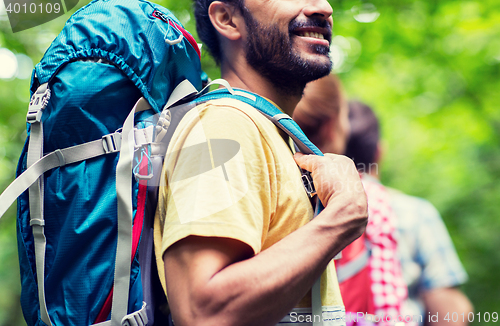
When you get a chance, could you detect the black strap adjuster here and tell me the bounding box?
[301,169,317,198]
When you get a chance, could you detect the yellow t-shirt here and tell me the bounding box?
[153,97,344,313]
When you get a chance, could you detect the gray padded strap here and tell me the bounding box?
[135,97,152,113]
[158,79,258,145]
[199,78,257,101]
[336,247,370,283]
[26,83,52,326]
[94,302,148,326]
[0,134,121,219]
[273,113,291,121]
[161,78,258,114]
[150,143,168,156]
[134,126,155,148]
[28,125,50,326]
[312,196,323,326]
[264,113,314,155]
[31,224,51,323]
[163,79,198,110]
[312,278,323,326]
[121,301,148,326]
[111,100,140,326]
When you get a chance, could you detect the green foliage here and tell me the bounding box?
[331,0,500,318]
[0,0,498,325]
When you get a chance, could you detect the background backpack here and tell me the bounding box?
[0,1,325,325]
[337,175,408,326]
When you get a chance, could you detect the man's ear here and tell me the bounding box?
[208,1,245,41]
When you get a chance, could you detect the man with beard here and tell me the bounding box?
[153,1,368,325]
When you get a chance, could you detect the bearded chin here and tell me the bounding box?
[245,26,332,97]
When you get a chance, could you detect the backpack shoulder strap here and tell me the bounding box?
[195,87,323,157]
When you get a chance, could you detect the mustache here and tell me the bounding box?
[289,18,333,43]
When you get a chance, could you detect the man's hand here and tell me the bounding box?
[294,152,368,250]
[294,153,365,205]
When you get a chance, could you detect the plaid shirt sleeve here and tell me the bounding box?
[390,190,468,294]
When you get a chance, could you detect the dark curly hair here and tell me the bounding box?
[193,0,244,64]
[344,101,380,168]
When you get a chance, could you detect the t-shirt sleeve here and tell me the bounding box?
[415,199,469,290]
[156,102,277,258]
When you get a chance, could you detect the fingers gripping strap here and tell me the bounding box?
[111,101,139,326]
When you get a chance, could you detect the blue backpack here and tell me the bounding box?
[0,0,322,325]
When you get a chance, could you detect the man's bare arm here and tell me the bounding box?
[164,154,368,326]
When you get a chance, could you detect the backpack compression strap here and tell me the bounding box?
[25,83,53,326]
[0,131,124,219]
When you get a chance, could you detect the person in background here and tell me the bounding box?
[293,73,350,155]
[294,76,408,326]
[344,100,473,326]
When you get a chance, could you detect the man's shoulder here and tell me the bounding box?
[387,187,445,238]
[189,97,291,152]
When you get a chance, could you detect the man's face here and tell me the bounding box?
[240,0,333,96]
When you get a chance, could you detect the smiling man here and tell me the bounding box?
[153,1,368,326]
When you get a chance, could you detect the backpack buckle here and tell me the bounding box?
[27,84,51,124]
[121,301,148,326]
[102,132,122,154]
[301,170,317,198]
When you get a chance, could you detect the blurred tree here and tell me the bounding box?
[0,0,498,325]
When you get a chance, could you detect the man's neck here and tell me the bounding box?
[220,59,302,116]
